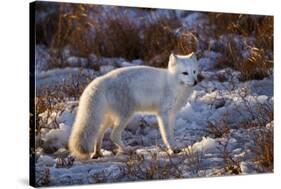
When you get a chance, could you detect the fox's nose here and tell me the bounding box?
[193,80,198,86]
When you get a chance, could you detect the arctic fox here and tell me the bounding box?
[69,52,199,159]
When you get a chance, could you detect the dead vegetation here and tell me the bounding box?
[36,2,198,69]
[124,151,183,180]
[35,69,95,152]
[36,3,273,82]
[208,13,273,81]
[207,121,230,138]
[251,126,273,172]
[35,167,50,187]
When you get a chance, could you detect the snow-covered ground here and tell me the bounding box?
[35,63,273,186]
[34,7,273,187]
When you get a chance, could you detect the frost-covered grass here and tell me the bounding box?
[34,3,273,187]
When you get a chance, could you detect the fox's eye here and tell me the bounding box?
[182,72,188,75]
[193,70,196,74]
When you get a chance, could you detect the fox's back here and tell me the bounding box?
[99,66,170,113]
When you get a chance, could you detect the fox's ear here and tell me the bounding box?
[189,52,197,62]
[169,53,176,66]
[168,53,177,71]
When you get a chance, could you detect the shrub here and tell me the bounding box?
[209,13,273,81]
[36,2,197,69]
[253,127,273,172]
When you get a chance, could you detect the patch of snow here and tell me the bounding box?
[101,149,113,156]
[62,46,71,58]
[100,65,116,74]
[120,61,134,67]
[239,77,273,96]
[66,56,88,67]
[131,59,144,65]
[36,67,97,89]
[37,155,56,167]
[198,57,215,71]
[240,161,258,174]
[191,137,219,153]
[99,56,126,66]
[198,51,222,71]
[35,45,49,71]
[120,59,144,67]
[136,146,167,157]
[43,123,72,150]
[57,109,76,127]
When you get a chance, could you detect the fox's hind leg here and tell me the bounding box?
[90,130,105,159]
[90,118,113,159]
[110,115,132,155]
[96,118,113,157]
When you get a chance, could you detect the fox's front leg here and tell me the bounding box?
[157,112,176,155]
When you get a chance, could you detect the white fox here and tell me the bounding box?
[69,52,199,159]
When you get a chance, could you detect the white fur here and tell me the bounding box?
[69,52,199,159]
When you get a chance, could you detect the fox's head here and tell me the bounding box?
[168,52,199,87]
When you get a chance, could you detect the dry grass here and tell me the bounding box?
[208,13,273,81]
[35,69,94,151]
[207,13,273,50]
[207,121,230,138]
[124,151,183,180]
[35,3,273,82]
[239,47,272,81]
[239,100,273,172]
[231,93,273,172]
[142,16,180,67]
[92,10,142,60]
[36,3,199,69]
[35,88,64,135]
[252,127,273,172]
[216,139,242,175]
[36,168,50,186]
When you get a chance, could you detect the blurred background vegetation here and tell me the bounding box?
[35,1,273,81]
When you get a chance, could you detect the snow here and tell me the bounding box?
[100,65,116,74]
[35,45,49,71]
[66,56,88,67]
[35,60,273,185]
[198,51,222,71]
[43,123,72,150]
[36,65,273,185]
[37,155,56,167]
[118,59,144,67]
[191,137,218,153]
[36,67,97,89]
[240,161,258,174]
[198,57,215,71]
[57,109,77,127]
[35,65,273,184]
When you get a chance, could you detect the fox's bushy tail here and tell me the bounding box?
[68,128,91,160]
[68,82,106,160]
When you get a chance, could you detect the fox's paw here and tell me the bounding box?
[167,148,181,155]
[113,146,135,156]
[90,151,103,159]
[173,148,182,154]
